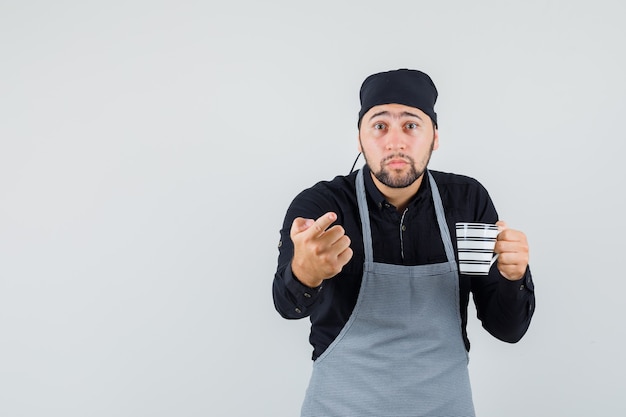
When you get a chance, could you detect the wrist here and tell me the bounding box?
[291,261,324,288]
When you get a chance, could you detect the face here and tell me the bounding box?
[358,103,439,189]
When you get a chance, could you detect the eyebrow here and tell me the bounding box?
[368,110,423,121]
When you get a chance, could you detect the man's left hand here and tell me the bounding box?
[494,221,529,281]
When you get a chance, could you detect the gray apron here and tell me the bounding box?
[301,169,475,417]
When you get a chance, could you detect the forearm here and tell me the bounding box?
[272,187,337,319]
[272,263,324,319]
[473,266,535,343]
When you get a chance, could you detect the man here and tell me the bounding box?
[272,69,535,416]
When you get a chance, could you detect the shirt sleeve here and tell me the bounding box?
[272,186,333,320]
[471,266,535,343]
[468,180,536,343]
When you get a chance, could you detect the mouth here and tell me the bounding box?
[384,158,409,169]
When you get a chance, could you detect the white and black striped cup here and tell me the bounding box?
[455,222,500,275]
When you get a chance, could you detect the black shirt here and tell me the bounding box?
[273,165,535,360]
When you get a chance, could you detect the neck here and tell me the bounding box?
[370,172,425,212]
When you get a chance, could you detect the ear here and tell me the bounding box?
[357,134,363,153]
[433,128,440,151]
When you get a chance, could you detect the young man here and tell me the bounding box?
[273,69,535,416]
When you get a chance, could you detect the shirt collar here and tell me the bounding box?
[362,164,431,211]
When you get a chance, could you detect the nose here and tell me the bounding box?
[385,125,406,150]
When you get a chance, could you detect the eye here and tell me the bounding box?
[405,122,418,129]
[374,123,386,130]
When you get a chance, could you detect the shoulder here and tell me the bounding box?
[286,171,358,219]
[429,170,496,220]
[429,170,485,188]
[429,169,490,197]
[295,172,357,202]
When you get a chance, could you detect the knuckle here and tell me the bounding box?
[312,244,325,257]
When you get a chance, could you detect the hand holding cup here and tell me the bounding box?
[493,221,529,281]
[456,221,529,281]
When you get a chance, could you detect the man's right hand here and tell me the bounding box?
[290,212,353,288]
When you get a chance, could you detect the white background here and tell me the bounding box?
[1,1,624,416]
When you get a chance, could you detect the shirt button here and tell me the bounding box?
[401,225,406,232]
[520,284,525,291]
[303,292,311,298]
[295,308,302,314]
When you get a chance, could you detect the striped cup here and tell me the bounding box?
[455,222,500,275]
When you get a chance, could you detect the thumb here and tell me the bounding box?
[496,220,508,233]
[290,217,315,237]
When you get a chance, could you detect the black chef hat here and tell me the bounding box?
[358,69,438,128]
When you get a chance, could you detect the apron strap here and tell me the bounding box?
[356,169,374,263]
[427,171,457,265]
